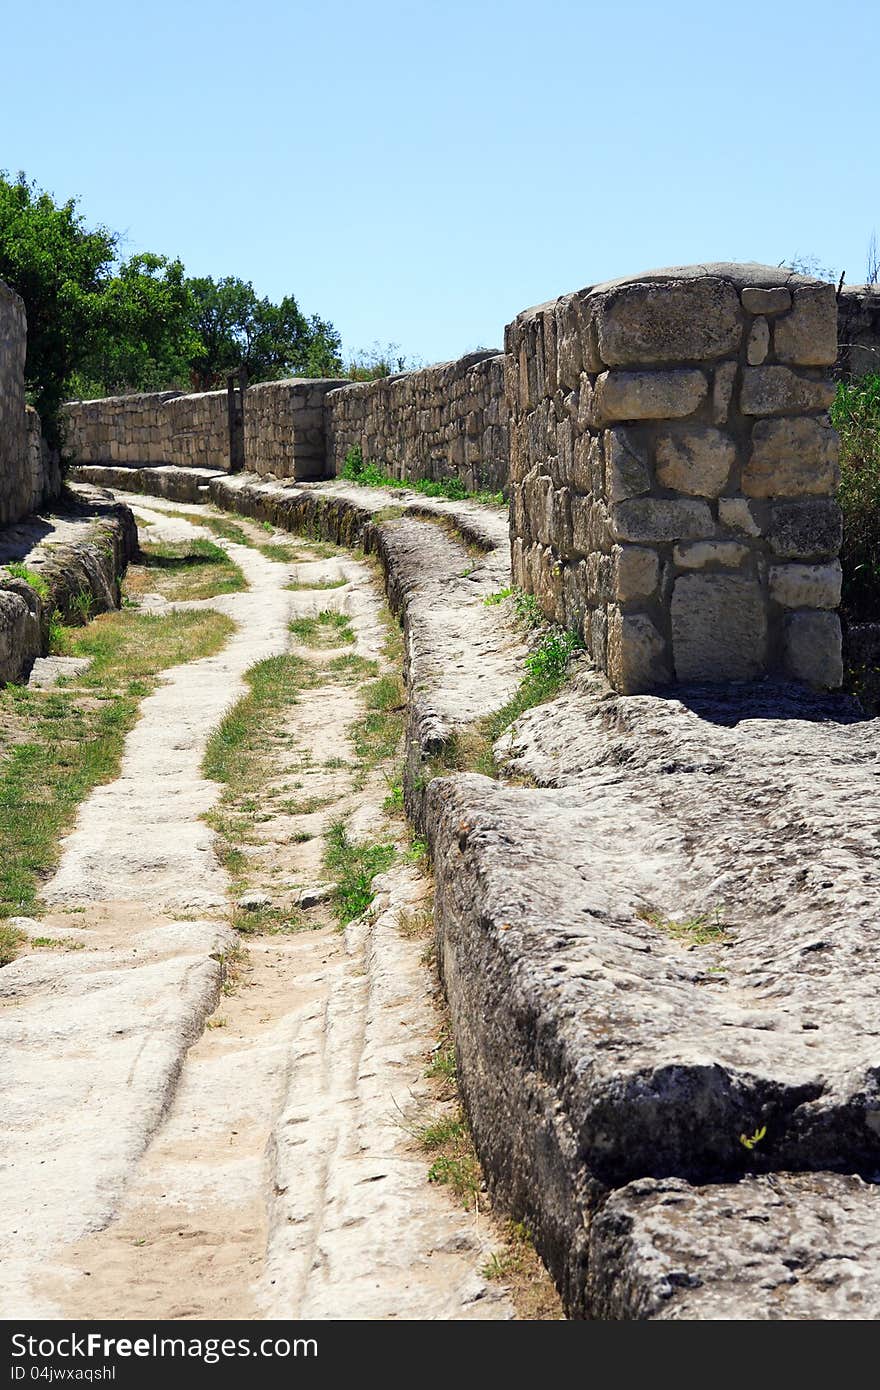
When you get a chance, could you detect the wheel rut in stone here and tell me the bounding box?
[1,495,515,1321]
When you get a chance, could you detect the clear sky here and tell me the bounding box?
[3,0,877,366]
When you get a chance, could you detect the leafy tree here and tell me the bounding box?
[70,253,196,398]
[186,277,343,388]
[0,173,118,440]
[0,173,346,441]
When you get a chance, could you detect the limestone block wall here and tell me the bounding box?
[62,390,230,470]
[243,378,348,480]
[1,282,29,526]
[324,351,508,495]
[0,281,60,524]
[837,284,880,378]
[506,263,843,693]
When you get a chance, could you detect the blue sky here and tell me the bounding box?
[4,0,877,366]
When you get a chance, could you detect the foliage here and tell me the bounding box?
[784,253,837,282]
[345,341,419,381]
[740,1125,767,1151]
[483,623,584,746]
[341,444,504,505]
[126,537,246,603]
[289,609,355,647]
[67,252,196,399]
[0,173,118,440]
[4,563,49,600]
[186,276,342,389]
[0,608,232,923]
[512,588,543,629]
[0,172,345,438]
[639,906,728,947]
[832,372,880,623]
[322,821,396,925]
[416,1109,482,1208]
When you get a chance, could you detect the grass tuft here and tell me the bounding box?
[341,444,505,506]
[126,537,246,602]
[0,608,233,926]
[289,610,355,647]
[322,820,396,925]
[4,563,50,600]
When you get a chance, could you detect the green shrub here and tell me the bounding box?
[340,444,503,505]
[832,372,880,622]
[341,444,366,481]
[3,563,49,601]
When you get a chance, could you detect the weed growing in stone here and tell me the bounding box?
[481,1220,563,1318]
[341,444,505,506]
[512,588,543,629]
[482,624,584,749]
[350,672,406,772]
[640,906,728,947]
[68,588,93,624]
[203,654,315,787]
[289,610,355,648]
[0,921,25,965]
[740,1124,767,1150]
[383,770,404,812]
[322,820,396,925]
[3,563,49,600]
[416,1110,482,1208]
[484,586,513,606]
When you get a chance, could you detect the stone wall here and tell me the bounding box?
[0,280,61,525]
[837,284,880,378]
[0,282,28,525]
[243,378,348,480]
[506,263,843,693]
[62,390,230,471]
[325,351,508,495]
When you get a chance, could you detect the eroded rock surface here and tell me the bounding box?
[426,673,880,1315]
[588,1174,880,1320]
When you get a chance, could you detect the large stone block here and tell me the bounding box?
[769,561,842,609]
[613,545,660,602]
[718,496,762,537]
[596,278,743,365]
[612,497,714,543]
[742,416,839,497]
[740,285,792,315]
[768,499,843,560]
[773,284,837,366]
[740,366,835,416]
[784,610,843,687]
[594,369,708,423]
[673,540,749,569]
[671,574,767,681]
[607,610,670,693]
[604,427,651,502]
[746,317,769,365]
[655,426,736,497]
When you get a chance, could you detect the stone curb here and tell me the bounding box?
[0,486,138,684]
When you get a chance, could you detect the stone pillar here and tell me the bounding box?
[505,263,842,693]
[243,378,349,480]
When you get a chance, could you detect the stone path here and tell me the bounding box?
[0,496,512,1320]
